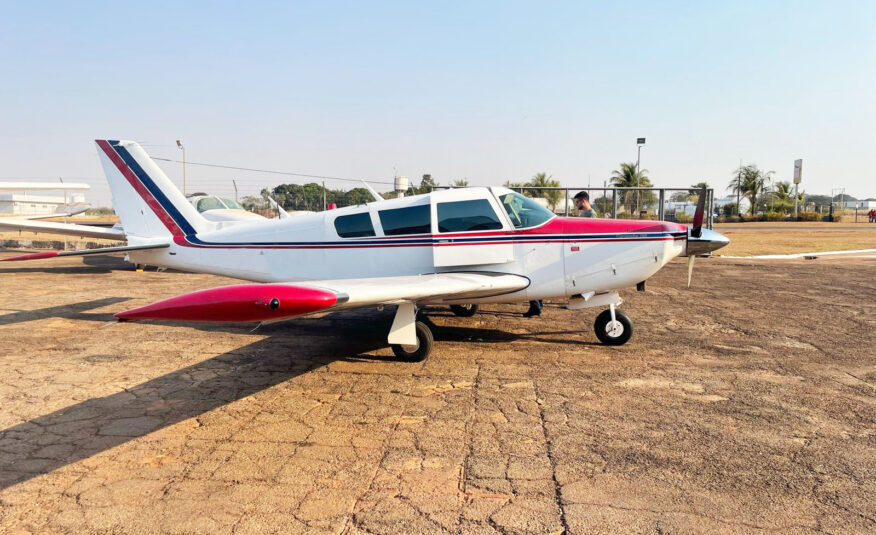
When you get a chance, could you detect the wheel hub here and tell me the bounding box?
[605,321,624,338]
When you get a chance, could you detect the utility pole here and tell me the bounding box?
[322,181,327,211]
[176,140,186,196]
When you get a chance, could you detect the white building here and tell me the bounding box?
[844,200,876,210]
[0,193,86,215]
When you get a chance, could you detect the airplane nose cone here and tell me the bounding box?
[686,228,730,256]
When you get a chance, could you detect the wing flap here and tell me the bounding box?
[301,272,530,307]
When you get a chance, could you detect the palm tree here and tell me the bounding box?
[526,172,562,212]
[451,178,469,187]
[771,181,794,213]
[611,163,653,214]
[728,165,773,215]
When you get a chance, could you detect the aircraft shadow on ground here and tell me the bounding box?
[0,297,131,326]
[0,305,593,490]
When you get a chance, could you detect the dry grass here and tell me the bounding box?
[715,227,876,256]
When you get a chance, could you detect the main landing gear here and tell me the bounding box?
[449,304,478,317]
[390,320,434,362]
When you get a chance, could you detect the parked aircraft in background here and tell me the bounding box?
[0,192,270,243]
[3,140,729,359]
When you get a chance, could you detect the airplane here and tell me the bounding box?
[2,139,729,360]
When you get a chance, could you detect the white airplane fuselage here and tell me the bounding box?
[127,186,688,304]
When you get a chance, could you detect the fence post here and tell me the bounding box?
[564,188,569,216]
[611,190,617,219]
[658,189,665,221]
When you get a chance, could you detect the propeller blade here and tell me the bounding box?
[691,185,707,238]
[687,255,695,288]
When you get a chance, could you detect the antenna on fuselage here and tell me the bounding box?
[360,180,384,203]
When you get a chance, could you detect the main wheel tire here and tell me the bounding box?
[390,320,434,362]
[450,304,479,317]
[594,309,633,346]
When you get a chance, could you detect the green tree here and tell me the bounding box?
[728,165,773,215]
[525,172,562,212]
[610,163,654,215]
[451,178,469,187]
[415,174,438,194]
[771,181,794,213]
[503,180,526,190]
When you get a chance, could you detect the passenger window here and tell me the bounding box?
[437,199,503,232]
[334,213,375,238]
[378,205,431,235]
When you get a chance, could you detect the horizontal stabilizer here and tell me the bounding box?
[2,243,168,262]
[115,284,340,323]
[0,217,126,240]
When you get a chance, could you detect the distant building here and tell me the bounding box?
[844,200,876,210]
[0,193,86,215]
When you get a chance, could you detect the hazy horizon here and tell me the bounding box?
[1,1,873,206]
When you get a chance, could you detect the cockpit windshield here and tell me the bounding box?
[498,192,555,229]
[194,196,245,212]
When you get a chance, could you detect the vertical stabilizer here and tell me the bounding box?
[95,139,212,238]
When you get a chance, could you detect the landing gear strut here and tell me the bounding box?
[390,320,433,361]
[449,304,478,317]
[594,305,633,346]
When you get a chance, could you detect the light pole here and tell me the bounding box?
[176,139,186,196]
[635,137,645,216]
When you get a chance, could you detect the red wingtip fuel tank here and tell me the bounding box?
[115,284,338,323]
[1,251,61,262]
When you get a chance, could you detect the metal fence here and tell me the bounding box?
[437,186,715,229]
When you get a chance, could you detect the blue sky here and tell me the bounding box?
[1,1,873,205]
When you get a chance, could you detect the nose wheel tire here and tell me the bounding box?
[450,304,478,317]
[391,320,434,362]
[594,309,633,346]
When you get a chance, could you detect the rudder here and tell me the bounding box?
[95,139,212,238]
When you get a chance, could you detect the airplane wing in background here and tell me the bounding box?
[1,243,169,262]
[0,217,126,240]
[113,272,530,323]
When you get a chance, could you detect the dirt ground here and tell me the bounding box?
[0,252,874,534]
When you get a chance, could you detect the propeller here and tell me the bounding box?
[687,186,708,288]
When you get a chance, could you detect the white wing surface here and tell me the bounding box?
[113,272,531,323]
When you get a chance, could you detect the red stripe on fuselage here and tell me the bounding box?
[96,140,184,237]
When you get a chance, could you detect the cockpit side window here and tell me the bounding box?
[437,199,503,232]
[196,197,225,212]
[334,212,375,238]
[499,193,556,229]
[378,205,431,235]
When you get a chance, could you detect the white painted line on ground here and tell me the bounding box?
[719,248,876,260]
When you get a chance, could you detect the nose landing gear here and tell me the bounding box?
[594,304,633,346]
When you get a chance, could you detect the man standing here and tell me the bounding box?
[574,191,596,217]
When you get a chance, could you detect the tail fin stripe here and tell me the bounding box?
[96,140,187,237]
[113,143,197,235]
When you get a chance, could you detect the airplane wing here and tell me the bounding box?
[0,217,125,240]
[113,272,530,323]
[2,243,169,262]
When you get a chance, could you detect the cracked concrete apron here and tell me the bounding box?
[0,253,874,534]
